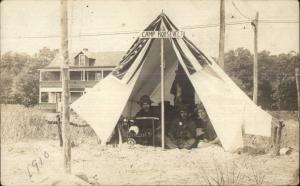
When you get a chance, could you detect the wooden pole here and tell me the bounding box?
[60,0,71,174]
[272,126,277,148]
[273,121,284,156]
[295,1,300,125]
[161,38,165,150]
[218,0,225,69]
[57,114,63,147]
[297,0,300,124]
[296,68,300,124]
[252,12,259,104]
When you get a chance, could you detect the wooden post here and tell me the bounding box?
[272,120,284,156]
[161,38,165,150]
[218,0,225,69]
[60,0,71,174]
[252,12,259,104]
[296,68,300,124]
[57,114,63,147]
[272,126,277,147]
[274,121,284,155]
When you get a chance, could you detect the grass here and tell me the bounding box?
[1,104,97,144]
[201,159,245,186]
[250,164,266,186]
[201,158,266,186]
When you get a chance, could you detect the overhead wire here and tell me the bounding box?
[4,19,298,40]
[2,0,299,40]
[231,0,252,20]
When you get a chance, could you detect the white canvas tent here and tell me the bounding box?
[71,13,272,151]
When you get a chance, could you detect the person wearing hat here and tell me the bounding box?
[135,95,159,118]
[166,104,202,149]
[134,95,161,145]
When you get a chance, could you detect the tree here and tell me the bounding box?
[225,48,253,97]
[1,47,58,106]
[224,48,299,110]
[0,52,31,104]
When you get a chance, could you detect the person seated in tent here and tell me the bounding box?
[196,106,221,146]
[134,95,160,131]
[166,104,203,149]
[135,95,160,118]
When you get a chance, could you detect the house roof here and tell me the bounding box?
[45,50,125,68]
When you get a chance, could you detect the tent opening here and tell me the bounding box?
[107,38,217,149]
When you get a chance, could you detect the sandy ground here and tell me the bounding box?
[1,108,299,185]
[1,139,298,186]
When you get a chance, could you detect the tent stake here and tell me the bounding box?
[161,38,165,150]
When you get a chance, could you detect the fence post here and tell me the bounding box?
[272,120,284,156]
[57,114,63,147]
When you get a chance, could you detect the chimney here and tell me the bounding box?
[83,48,88,52]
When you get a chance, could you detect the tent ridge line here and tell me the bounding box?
[112,18,163,80]
[172,38,197,74]
[126,38,156,84]
[126,20,163,83]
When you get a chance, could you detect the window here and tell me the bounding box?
[70,71,82,80]
[41,92,49,103]
[41,71,60,81]
[49,92,56,103]
[56,92,62,103]
[89,59,95,66]
[70,92,83,102]
[87,71,97,80]
[103,70,112,78]
[79,54,85,66]
[95,72,102,81]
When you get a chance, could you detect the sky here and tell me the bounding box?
[1,0,299,57]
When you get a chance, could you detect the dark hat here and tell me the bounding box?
[158,101,171,107]
[139,95,153,105]
[176,104,190,112]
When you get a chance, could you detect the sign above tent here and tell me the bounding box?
[140,31,185,38]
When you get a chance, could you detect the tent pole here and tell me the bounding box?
[161,38,165,150]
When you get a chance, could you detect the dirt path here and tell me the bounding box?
[1,139,298,185]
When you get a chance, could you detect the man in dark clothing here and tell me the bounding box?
[134,95,160,146]
[166,104,202,149]
[135,95,159,118]
[170,65,195,108]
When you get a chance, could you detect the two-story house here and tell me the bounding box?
[39,48,124,110]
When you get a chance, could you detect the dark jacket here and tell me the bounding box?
[168,117,197,141]
[135,107,160,118]
[135,107,160,130]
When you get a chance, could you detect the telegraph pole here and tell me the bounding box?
[218,0,225,69]
[61,0,71,174]
[296,1,300,124]
[252,12,259,104]
[296,68,300,124]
